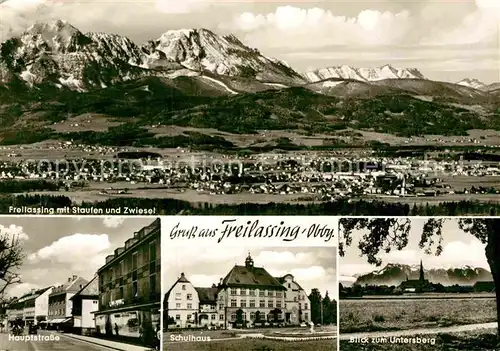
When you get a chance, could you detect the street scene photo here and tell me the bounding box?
[0,216,161,351]
[0,1,499,216]
[338,217,500,350]
[163,245,338,351]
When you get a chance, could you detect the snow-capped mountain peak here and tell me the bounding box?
[457,78,486,90]
[305,64,426,83]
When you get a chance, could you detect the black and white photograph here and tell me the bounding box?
[0,216,161,351]
[338,217,500,350]
[162,217,338,351]
[0,1,499,216]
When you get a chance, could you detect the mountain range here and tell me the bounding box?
[1,20,497,94]
[352,263,492,287]
[0,20,499,144]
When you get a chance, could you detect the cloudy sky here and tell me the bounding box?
[0,0,498,83]
[339,218,488,285]
[163,246,338,300]
[0,216,154,298]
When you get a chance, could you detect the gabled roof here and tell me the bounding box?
[194,287,218,304]
[70,276,98,300]
[275,275,305,291]
[165,273,192,300]
[18,286,52,301]
[222,265,286,290]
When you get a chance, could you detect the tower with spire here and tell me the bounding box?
[419,259,425,282]
[245,252,254,268]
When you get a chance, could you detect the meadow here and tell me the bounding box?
[340,297,497,333]
[340,330,499,351]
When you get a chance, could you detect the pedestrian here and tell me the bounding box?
[114,323,119,336]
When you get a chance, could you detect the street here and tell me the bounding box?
[0,330,116,351]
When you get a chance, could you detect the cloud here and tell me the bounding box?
[102,217,124,228]
[27,233,110,271]
[0,224,29,241]
[224,6,413,48]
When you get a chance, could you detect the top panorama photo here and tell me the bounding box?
[0,0,499,216]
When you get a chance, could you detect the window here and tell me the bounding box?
[109,268,113,283]
[249,300,255,307]
[150,274,156,293]
[132,252,138,270]
[230,288,237,295]
[149,241,156,261]
[276,292,282,298]
[132,281,138,297]
[288,283,291,288]
[176,303,181,308]
[231,299,237,307]
[259,290,265,297]
[119,287,124,299]
[219,314,224,320]
[305,303,308,309]
[230,313,236,321]
[182,285,186,291]
[187,294,192,300]
[240,300,246,308]
[249,289,255,296]
[304,313,309,321]
[268,300,273,308]
[294,296,297,302]
[211,315,216,320]
[284,292,287,298]
[175,314,180,320]
[259,300,265,308]
[268,290,274,297]
[250,312,255,321]
[187,303,192,309]
[241,289,246,296]
[175,293,181,300]
[120,260,124,277]
[277,301,282,308]
[187,314,191,320]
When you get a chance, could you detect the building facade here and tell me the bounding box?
[165,253,312,329]
[48,275,89,329]
[94,218,161,340]
[71,276,99,335]
[6,287,53,327]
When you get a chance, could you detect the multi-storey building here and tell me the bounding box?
[6,287,53,327]
[165,253,312,329]
[70,276,99,335]
[276,274,310,324]
[94,218,161,339]
[48,275,89,329]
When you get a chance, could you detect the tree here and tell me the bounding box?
[0,228,25,300]
[308,288,322,324]
[339,218,500,338]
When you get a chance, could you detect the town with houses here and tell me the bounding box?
[1,218,161,350]
[164,253,312,329]
[1,143,500,201]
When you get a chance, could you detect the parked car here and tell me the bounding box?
[300,323,307,327]
[28,324,37,335]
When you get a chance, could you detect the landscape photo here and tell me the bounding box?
[163,245,338,351]
[0,216,161,351]
[338,217,500,350]
[0,0,499,215]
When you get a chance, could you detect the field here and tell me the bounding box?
[167,338,336,351]
[340,297,497,333]
[164,326,337,351]
[340,330,499,351]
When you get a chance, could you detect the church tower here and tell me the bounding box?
[419,259,425,282]
[245,252,254,268]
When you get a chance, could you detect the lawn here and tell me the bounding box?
[340,297,497,333]
[340,330,500,351]
[166,338,336,351]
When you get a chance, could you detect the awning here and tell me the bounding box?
[62,318,72,323]
[48,318,65,323]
